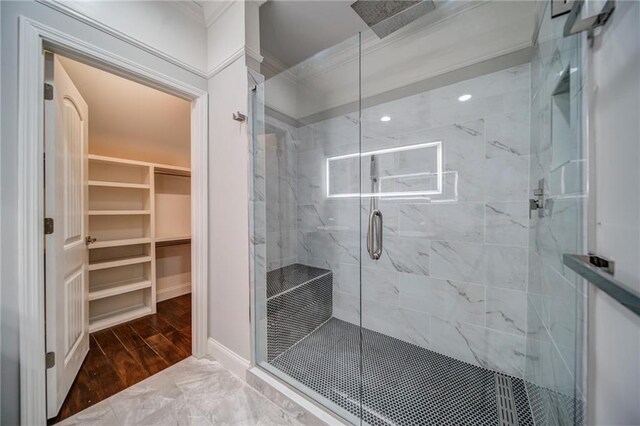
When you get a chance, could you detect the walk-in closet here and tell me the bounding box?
[47,55,194,422]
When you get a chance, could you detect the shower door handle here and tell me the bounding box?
[367,209,383,260]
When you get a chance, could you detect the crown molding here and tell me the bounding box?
[260,49,301,88]
[260,48,289,76]
[206,45,263,79]
[294,0,487,82]
[36,0,209,78]
[202,0,237,28]
[268,44,533,124]
[245,45,264,65]
[207,46,244,79]
[168,1,206,26]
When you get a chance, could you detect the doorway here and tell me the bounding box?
[44,53,195,423]
[16,18,208,424]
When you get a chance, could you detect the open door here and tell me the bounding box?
[44,53,90,419]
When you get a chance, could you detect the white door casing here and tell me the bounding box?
[18,17,208,424]
[44,53,90,419]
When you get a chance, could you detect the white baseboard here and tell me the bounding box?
[207,337,251,380]
[157,282,191,302]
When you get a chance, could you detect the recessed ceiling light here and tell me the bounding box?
[458,94,472,102]
[380,116,391,122]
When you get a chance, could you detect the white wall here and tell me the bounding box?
[45,0,208,75]
[208,57,252,366]
[0,2,207,423]
[205,0,261,376]
[589,1,640,423]
[206,1,246,72]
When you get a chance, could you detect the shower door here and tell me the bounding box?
[356,1,586,425]
[251,34,366,424]
[251,2,586,425]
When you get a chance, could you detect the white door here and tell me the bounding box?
[44,53,90,419]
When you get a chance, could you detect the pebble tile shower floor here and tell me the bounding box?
[271,318,535,426]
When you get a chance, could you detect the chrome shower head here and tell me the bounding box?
[370,155,379,182]
[350,0,436,39]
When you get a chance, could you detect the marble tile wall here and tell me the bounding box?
[525,2,586,425]
[293,64,532,378]
[264,117,300,272]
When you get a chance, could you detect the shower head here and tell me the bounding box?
[350,0,436,39]
[370,155,379,181]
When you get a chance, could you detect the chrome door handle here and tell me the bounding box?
[367,209,383,260]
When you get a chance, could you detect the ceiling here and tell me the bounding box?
[260,0,369,69]
[58,56,191,165]
[263,0,537,120]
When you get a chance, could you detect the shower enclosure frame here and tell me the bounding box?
[249,3,589,423]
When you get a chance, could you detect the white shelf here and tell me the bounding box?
[88,254,152,271]
[89,304,152,333]
[87,153,191,331]
[89,278,152,301]
[155,166,190,177]
[89,237,152,249]
[155,235,191,243]
[89,154,152,168]
[89,154,191,174]
[89,210,151,216]
[89,180,150,189]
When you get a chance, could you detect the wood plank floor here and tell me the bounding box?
[49,294,192,424]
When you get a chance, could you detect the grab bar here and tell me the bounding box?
[367,209,383,260]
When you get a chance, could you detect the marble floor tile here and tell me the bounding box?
[57,399,119,426]
[109,373,183,425]
[59,357,303,426]
[136,395,212,426]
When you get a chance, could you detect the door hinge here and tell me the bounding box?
[44,217,54,235]
[44,83,53,100]
[46,351,55,369]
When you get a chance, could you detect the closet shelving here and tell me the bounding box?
[154,165,192,303]
[87,154,191,332]
[88,210,151,216]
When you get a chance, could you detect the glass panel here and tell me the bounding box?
[358,2,585,426]
[251,2,586,425]
[250,34,363,424]
[526,2,587,424]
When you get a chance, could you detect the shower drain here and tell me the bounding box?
[496,373,519,426]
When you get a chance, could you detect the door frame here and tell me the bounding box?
[17,16,209,424]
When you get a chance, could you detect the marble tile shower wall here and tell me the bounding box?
[295,64,532,378]
[525,3,586,425]
[264,117,300,272]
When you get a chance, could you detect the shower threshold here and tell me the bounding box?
[270,318,534,426]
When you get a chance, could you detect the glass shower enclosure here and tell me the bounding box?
[251,2,587,425]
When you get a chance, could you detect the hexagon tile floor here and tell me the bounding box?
[271,318,535,426]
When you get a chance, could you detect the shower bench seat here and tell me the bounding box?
[266,263,333,361]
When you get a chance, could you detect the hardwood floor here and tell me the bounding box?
[49,294,192,424]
